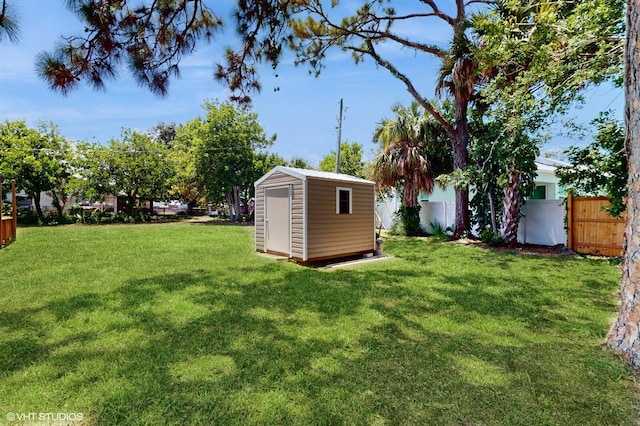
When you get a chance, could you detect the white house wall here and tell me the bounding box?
[421,185,456,202]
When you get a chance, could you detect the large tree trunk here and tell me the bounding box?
[187,200,197,215]
[234,185,241,221]
[226,192,236,222]
[31,191,45,222]
[452,102,471,238]
[606,0,640,367]
[50,190,65,218]
[126,194,135,216]
[500,169,521,247]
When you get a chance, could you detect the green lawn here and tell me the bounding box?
[0,223,638,425]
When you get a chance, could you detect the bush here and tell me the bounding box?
[480,227,503,246]
[391,205,425,237]
[427,220,451,240]
[16,211,40,226]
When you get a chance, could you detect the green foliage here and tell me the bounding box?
[148,122,177,148]
[319,141,366,178]
[473,0,624,115]
[0,120,73,221]
[480,227,504,246]
[170,114,283,214]
[426,220,450,240]
[392,205,425,237]
[556,112,626,217]
[468,117,540,234]
[287,157,315,170]
[176,100,274,221]
[469,0,623,240]
[254,151,287,178]
[168,124,203,212]
[1,200,12,216]
[35,1,221,96]
[75,129,175,216]
[370,102,453,208]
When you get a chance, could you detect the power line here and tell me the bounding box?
[0,144,266,154]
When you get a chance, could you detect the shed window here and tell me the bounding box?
[336,187,352,214]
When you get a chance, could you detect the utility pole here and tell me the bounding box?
[335,98,343,174]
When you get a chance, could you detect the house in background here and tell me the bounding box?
[376,157,569,246]
[5,191,71,214]
[255,166,376,262]
[528,157,568,200]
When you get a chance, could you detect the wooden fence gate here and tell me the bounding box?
[0,176,17,248]
[566,193,625,257]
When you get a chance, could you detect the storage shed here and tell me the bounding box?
[254,166,376,262]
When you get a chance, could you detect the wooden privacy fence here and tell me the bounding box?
[567,193,625,257]
[0,176,17,248]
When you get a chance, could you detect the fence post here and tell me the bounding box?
[11,180,17,239]
[566,191,573,250]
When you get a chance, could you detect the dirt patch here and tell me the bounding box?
[455,238,577,257]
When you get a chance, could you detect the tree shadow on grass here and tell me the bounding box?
[0,256,635,425]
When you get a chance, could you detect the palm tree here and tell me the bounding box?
[434,22,484,238]
[370,103,452,235]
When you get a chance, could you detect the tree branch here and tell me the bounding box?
[364,40,456,138]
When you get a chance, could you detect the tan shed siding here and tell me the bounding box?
[290,180,304,259]
[306,178,375,260]
[255,170,304,258]
[255,182,265,251]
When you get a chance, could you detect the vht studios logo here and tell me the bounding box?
[6,412,84,422]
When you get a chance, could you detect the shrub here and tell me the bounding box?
[427,220,451,240]
[391,205,425,237]
[480,227,503,246]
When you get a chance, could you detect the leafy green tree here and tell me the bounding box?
[469,0,623,244]
[77,129,175,215]
[188,100,274,221]
[221,1,622,237]
[252,151,286,187]
[369,102,453,236]
[556,112,626,217]
[3,1,481,235]
[148,122,177,149]
[1,1,624,238]
[169,122,205,214]
[0,120,72,221]
[287,157,315,170]
[319,141,366,178]
[462,115,540,245]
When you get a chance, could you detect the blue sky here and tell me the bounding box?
[0,1,624,165]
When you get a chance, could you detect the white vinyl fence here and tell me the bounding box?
[419,201,455,233]
[376,197,567,246]
[375,196,400,230]
[516,199,567,246]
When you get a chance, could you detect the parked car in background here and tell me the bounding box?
[152,201,188,215]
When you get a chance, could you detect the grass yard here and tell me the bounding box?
[0,222,638,425]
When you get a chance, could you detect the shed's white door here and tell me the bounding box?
[265,187,291,256]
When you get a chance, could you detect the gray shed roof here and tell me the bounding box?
[255,166,375,186]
